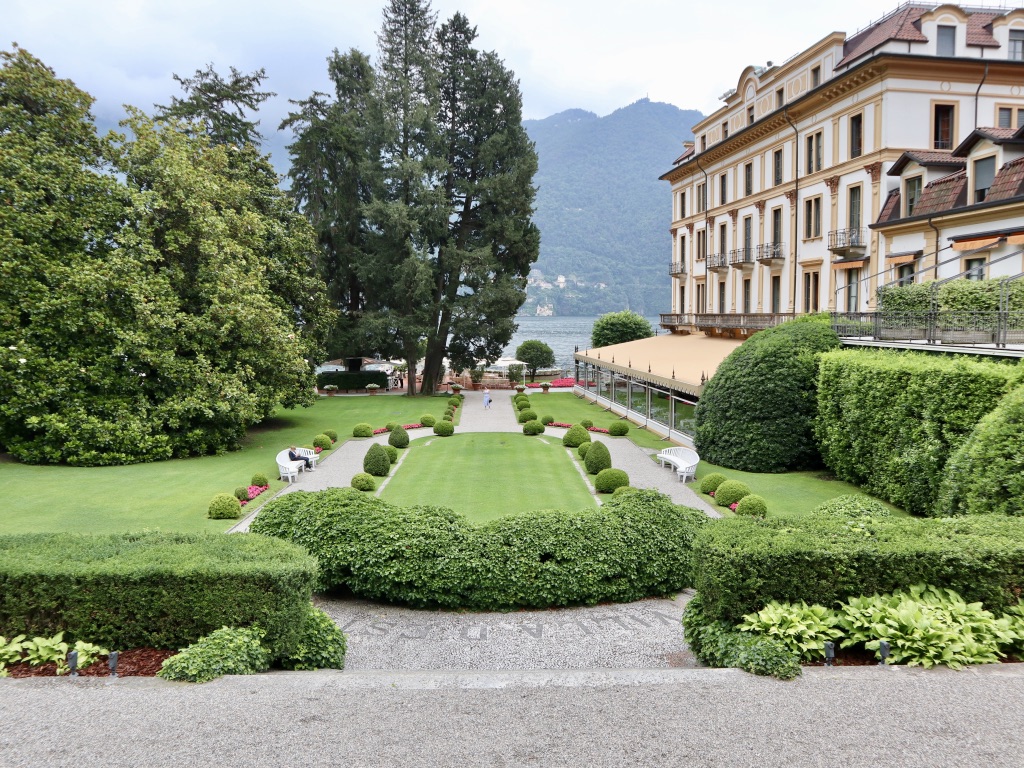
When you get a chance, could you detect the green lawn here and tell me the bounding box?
[379,433,597,522]
[515,392,668,451]
[0,395,453,535]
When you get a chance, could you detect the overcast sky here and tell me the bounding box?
[8,0,913,162]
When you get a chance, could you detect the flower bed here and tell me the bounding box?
[547,378,580,388]
[587,426,610,434]
[549,422,573,428]
[239,484,270,507]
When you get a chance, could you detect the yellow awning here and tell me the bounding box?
[953,237,1002,251]
[887,254,917,265]
[832,259,866,270]
[1008,234,1024,245]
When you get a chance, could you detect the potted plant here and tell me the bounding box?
[366,383,380,395]
[469,367,484,389]
[515,384,526,394]
[452,383,463,393]
[323,384,338,396]
[540,382,551,393]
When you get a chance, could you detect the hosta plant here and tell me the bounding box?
[738,601,843,661]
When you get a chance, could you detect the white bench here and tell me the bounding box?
[276,449,306,484]
[656,446,700,483]
[294,446,320,470]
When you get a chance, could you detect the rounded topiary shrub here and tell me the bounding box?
[580,419,594,429]
[715,480,751,507]
[323,430,338,442]
[699,473,728,495]
[517,401,532,412]
[562,424,592,448]
[433,420,455,436]
[541,415,554,425]
[313,434,332,451]
[208,493,242,519]
[812,494,891,519]
[353,423,373,438]
[388,425,409,449]
[694,315,840,473]
[584,441,612,475]
[234,486,249,501]
[447,397,460,408]
[518,409,537,424]
[608,421,630,436]
[735,494,768,517]
[251,472,269,487]
[363,444,391,477]
[442,414,453,422]
[523,420,545,436]
[351,473,376,492]
[385,445,399,464]
[420,414,436,427]
[578,442,591,459]
[385,422,398,432]
[595,468,629,494]
[612,485,639,497]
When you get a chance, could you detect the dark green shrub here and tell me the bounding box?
[388,425,409,449]
[384,445,399,464]
[580,419,594,429]
[433,420,454,436]
[578,442,591,459]
[562,424,591,448]
[384,422,398,432]
[541,415,554,425]
[939,385,1024,517]
[523,420,545,435]
[517,401,532,412]
[363,444,391,477]
[312,434,332,451]
[442,414,453,422]
[420,414,436,427]
[695,315,840,472]
[158,626,270,683]
[518,409,537,424]
[812,494,891,519]
[735,494,768,517]
[699,473,727,494]
[208,493,242,519]
[608,421,629,436]
[278,606,347,671]
[0,533,316,656]
[584,441,612,474]
[447,397,460,408]
[816,349,1016,514]
[323,430,338,442]
[234,486,249,502]
[595,468,629,493]
[251,472,269,487]
[714,480,750,507]
[351,473,376,492]
[316,371,388,390]
[877,282,933,314]
[352,423,373,438]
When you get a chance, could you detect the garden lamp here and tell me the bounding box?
[879,641,890,666]
[824,641,834,667]
[109,650,118,678]
[67,650,78,677]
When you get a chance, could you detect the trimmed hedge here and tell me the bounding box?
[562,424,591,448]
[714,480,750,507]
[541,415,554,425]
[518,409,537,424]
[584,441,612,474]
[351,473,376,491]
[384,445,399,464]
[691,515,1024,625]
[433,420,454,436]
[812,494,891,519]
[316,371,388,390]
[420,414,437,427]
[578,442,591,459]
[252,488,708,610]
[608,421,630,436]
[363,444,391,476]
[388,425,410,449]
[595,468,629,493]
[735,494,767,517]
[694,315,840,472]
[522,420,545,435]
[313,434,332,451]
[815,348,1017,515]
[699,473,727,494]
[209,493,242,519]
[0,533,316,656]
[352,423,374,438]
[158,626,270,683]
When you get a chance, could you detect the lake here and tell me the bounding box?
[504,316,662,370]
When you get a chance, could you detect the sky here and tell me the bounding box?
[6,0,935,164]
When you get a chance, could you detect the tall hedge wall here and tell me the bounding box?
[316,371,389,390]
[692,516,1024,625]
[815,349,1017,515]
[694,315,840,472]
[250,488,708,610]
[876,278,1024,314]
[0,533,317,656]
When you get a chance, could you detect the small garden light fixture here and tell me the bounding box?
[67,650,79,677]
[879,641,890,666]
[824,641,834,667]
[109,650,119,678]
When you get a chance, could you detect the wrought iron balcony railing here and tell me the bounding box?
[707,252,730,269]
[669,260,687,276]
[831,311,1024,348]
[756,242,785,262]
[828,228,867,252]
[729,248,756,267]
[694,313,797,331]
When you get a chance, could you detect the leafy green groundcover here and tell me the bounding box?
[251,488,708,610]
[0,532,317,657]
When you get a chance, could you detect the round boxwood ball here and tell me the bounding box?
[385,422,399,432]
[313,434,332,451]
[442,414,453,422]
[595,468,629,494]
[584,440,612,475]
[233,486,249,501]
[517,403,532,413]
[735,494,768,517]
[447,397,460,407]
[699,473,728,495]
[434,420,455,436]
[578,442,591,459]
[385,445,399,464]
[363,444,391,477]
[323,430,338,442]
[541,415,554,425]
[208,493,242,519]
[353,423,374,438]
[388,425,409,449]
[518,409,537,424]
[812,494,891,519]
[715,479,751,507]
[562,424,592,448]
[420,414,436,427]
[608,421,629,436]
[611,485,640,497]
[251,472,269,487]
[580,419,594,429]
[351,473,376,492]
[523,420,545,436]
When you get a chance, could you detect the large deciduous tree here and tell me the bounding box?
[515,340,555,382]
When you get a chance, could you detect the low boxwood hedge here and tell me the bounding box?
[522,420,545,435]
[0,533,317,656]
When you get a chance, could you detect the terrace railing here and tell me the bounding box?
[831,311,1024,348]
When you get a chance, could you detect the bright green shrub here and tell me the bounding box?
[584,441,612,475]
[938,385,1024,517]
[876,281,933,314]
[351,473,376,492]
[595,468,629,493]
[815,349,1015,514]
[323,430,338,442]
[313,434,332,451]
[612,485,639,497]
[541,415,554,425]
[234,486,249,502]
[251,472,269,487]
[735,494,768,517]
[578,442,591,459]
[384,422,398,432]
[608,421,629,436]
[738,600,843,661]
[420,414,436,427]
[384,445,399,464]
[442,414,453,422]
[714,480,750,507]
[352,423,373,438]
[208,493,242,519]
[518,409,537,424]
[562,424,591,448]
[699,473,727,494]
[580,419,594,429]
[522,420,545,435]
[363,444,391,477]
[158,626,270,683]
[278,606,347,671]
[517,401,532,412]
[433,420,454,436]
[0,533,316,656]
[695,315,840,472]
[447,397,460,407]
[388,425,410,449]
[812,494,891,519]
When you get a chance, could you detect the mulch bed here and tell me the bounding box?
[5,649,176,678]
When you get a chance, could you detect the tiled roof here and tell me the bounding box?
[987,157,1024,203]
[887,149,964,176]
[839,6,929,66]
[877,188,902,224]
[965,12,1000,48]
[912,169,966,216]
[952,127,1024,156]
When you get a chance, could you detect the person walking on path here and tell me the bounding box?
[483,388,491,409]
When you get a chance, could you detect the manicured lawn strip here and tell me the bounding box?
[529,393,668,451]
[0,395,449,535]
[379,433,597,521]
[689,461,908,518]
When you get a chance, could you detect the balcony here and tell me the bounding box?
[660,313,694,330]
[695,313,797,332]
[828,228,867,256]
[757,242,786,264]
[729,248,756,268]
[669,260,687,276]
[707,252,730,272]
[832,311,1024,350]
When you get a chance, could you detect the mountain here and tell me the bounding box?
[522,99,703,316]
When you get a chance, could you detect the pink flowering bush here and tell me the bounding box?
[240,484,270,505]
[314,446,323,454]
[729,502,738,511]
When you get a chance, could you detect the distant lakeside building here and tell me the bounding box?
[575,3,1024,445]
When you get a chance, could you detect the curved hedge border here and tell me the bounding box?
[251,488,709,610]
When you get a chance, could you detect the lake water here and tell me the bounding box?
[504,316,661,370]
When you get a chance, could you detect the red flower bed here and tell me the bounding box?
[549,422,573,428]
[587,426,610,434]
[372,427,388,435]
[240,484,270,506]
[547,378,580,388]
[402,423,423,430]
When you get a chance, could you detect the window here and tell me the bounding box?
[994,106,1024,129]
[974,156,995,203]
[679,285,686,313]
[678,190,687,218]
[966,257,986,281]
[805,131,823,174]
[803,271,820,312]
[718,281,727,313]
[697,182,707,213]
[700,134,707,152]
[804,196,822,239]
[744,163,753,196]
[696,229,707,260]
[719,222,727,254]
[776,88,784,109]
[1011,30,1024,61]
[722,120,729,139]
[934,104,955,149]
[679,234,687,262]
[719,173,728,206]
[771,207,783,245]
[743,278,751,314]
[773,148,784,185]
[937,25,956,56]
[743,216,753,252]
[848,186,862,231]
[811,66,821,87]
[850,113,863,159]
[897,264,915,286]
[771,275,781,313]
[905,176,923,217]
[696,283,706,313]
[846,269,860,312]
[747,105,755,125]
